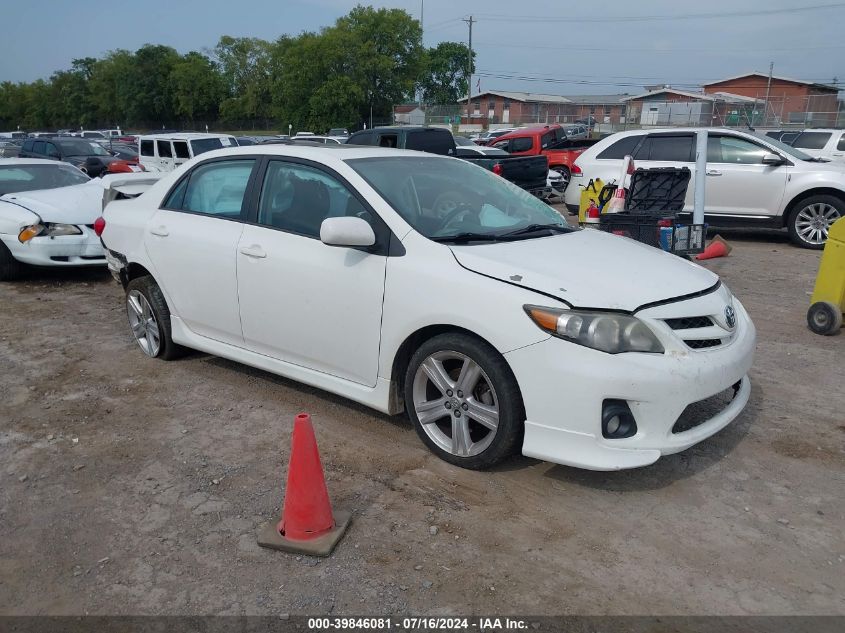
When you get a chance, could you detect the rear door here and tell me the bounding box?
[156,140,176,171]
[144,157,258,345]
[172,140,191,168]
[702,134,787,217]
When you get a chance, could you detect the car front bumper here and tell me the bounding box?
[505,297,756,470]
[1,226,106,267]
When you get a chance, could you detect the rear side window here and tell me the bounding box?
[377,133,399,148]
[792,131,832,150]
[641,135,694,162]
[33,141,46,154]
[348,132,373,146]
[510,137,533,153]
[597,135,642,160]
[157,140,173,158]
[540,132,555,149]
[179,159,255,218]
[173,141,190,159]
[22,140,34,152]
[405,130,453,155]
[140,140,154,156]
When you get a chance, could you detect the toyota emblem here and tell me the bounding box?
[724,305,737,329]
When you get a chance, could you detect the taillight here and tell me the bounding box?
[93,217,106,237]
[492,163,503,176]
[571,164,582,176]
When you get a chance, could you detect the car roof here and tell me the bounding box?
[187,144,450,164]
[139,133,234,140]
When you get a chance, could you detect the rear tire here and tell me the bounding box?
[125,275,185,360]
[787,195,843,249]
[0,240,24,281]
[404,333,524,470]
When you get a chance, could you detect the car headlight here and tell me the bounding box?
[524,305,664,354]
[18,223,83,243]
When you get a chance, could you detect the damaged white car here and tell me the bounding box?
[0,158,158,280]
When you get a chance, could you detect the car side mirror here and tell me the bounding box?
[762,153,784,166]
[320,216,376,248]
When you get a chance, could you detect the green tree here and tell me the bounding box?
[88,49,137,126]
[214,36,273,123]
[170,52,225,125]
[420,42,475,105]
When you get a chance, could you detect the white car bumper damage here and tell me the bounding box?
[1,225,106,267]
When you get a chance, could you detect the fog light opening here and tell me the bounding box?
[602,400,637,439]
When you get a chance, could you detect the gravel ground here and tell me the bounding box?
[0,219,843,616]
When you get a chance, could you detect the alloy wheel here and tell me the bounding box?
[127,290,161,357]
[412,351,500,458]
[795,202,840,246]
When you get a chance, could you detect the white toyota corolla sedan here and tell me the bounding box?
[100,145,756,471]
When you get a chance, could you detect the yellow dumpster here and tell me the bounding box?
[807,216,845,335]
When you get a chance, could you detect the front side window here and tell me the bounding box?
[348,156,569,241]
[176,160,255,218]
[792,131,832,150]
[33,141,46,154]
[377,134,399,148]
[257,161,367,238]
[708,136,769,164]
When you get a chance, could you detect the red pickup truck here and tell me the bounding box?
[489,125,599,191]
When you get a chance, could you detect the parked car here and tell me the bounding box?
[474,128,517,146]
[99,144,755,470]
[565,127,845,248]
[0,159,156,279]
[491,124,600,192]
[328,128,350,139]
[563,124,590,140]
[19,137,119,177]
[787,129,845,163]
[0,139,22,158]
[137,133,238,172]
[764,129,801,145]
[453,140,564,202]
[347,126,550,197]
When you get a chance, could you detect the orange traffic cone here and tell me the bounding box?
[257,413,350,556]
[696,235,732,261]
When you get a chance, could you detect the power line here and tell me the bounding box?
[471,40,845,54]
[473,2,845,24]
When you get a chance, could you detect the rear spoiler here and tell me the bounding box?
[100,172,164,210]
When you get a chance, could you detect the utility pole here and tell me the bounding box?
[463,15,474,125]
[764,61,773,126]
[418,0,424,108]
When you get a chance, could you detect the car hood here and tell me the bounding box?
[0,180,106,224]
[450,228,719,312]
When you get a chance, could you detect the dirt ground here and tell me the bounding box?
[1,217,843,616]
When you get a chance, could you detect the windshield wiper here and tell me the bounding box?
[499,223,571,238]
[431,232,509,244]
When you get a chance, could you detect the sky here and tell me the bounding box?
[2,0,843,95]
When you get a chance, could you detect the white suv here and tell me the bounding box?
[788,129,845,163]
[565,127,845,248]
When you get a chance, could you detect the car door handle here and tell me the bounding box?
[149,226,169,237]
[705,170,722,176]
[239,245,266,259]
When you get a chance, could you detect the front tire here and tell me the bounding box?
[787,195,843,249]
[125,276,184,360]
[404,333,524,470]
[0,240,24,281]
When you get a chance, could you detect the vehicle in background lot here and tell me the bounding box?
[566,127,845,249]
[294,132,315,138]
[71,130,109,141]
[0,160,157,279]
[98,128,123,138]
[19,137,119,177]
[328,128,350,139]
[102,144,144,174]
[0,139,22,158]
[294,136,342,145]
[787,129,845,163]
[491,124,600,192]
[347,126,550,196]
[0,131,27,140]
[474,128,517,146]
[764,129,801,145]
[137,133,237,172]
[100,144,755,471]
[563,124,590,140]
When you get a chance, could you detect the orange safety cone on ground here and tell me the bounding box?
[696,234,732,261]
[257,413,350,556]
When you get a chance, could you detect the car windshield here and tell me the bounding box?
[348,156,571,242]
[0,164,89,195]
[59,140,110,156]
[750,133,812,161]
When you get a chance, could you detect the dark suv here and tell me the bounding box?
[19,137,118,177]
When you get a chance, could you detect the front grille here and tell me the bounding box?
[684,339,722,349]
[672,382,740,434]
[665,316,714,330]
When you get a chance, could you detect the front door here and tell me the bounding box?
[236,159,387,386]
[144,158,257,345]
[703,134,787,217]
